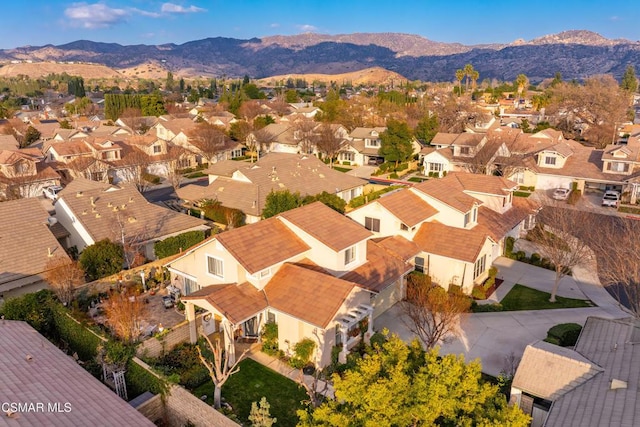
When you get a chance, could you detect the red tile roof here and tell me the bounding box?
[182,282,268,324]
[342,240,413,293]
[413,222,491,263]
[377,189,438,227]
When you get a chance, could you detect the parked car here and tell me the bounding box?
[601,190,621,207]
[552,188,571,200]
[161,295,174,309]
[43,185,63,201]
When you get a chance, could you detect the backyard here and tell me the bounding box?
[193,358,307,427]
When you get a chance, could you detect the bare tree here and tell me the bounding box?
[165,146,188,192]
[401,273,471,349]
[197,334,248,409]
[189,122,233,164]
[111,211,148,270]
[315,124,345,167]
[268,97,291,116]
[119,108,147,134]
[294,118,318,154]
[103,288,147,343]
[250,127,276,161]
[529,207,592,302]
[237,99,263,122]
[120,148,153,193]
[43,255,85,306]
[587,216,640,317]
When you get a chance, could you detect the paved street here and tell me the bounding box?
[375,257,629,377]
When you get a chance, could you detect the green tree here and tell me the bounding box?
[140,93,166,116]
[551,72,563,87]
[298,334,529,427]
[415,113,439,144]
[463,63,475,92]
[249,397,276,427]
[79,239,124,281]
[253,115,275,129]
[23,125,41,146]
[165,71,174,91]
[59,119,72,129]
[243,83,265,99]
[303,191,347,214]
[455,69,465,96]
[379,119,413,168]
[515,74,529,100]
[262,190,303,219]
[621,65,638,93]
[285,89,299,103]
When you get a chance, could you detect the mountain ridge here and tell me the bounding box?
[0,30,638,83]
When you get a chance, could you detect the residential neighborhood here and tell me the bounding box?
[2,20,640,427]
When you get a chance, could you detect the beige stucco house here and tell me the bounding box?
[166,202,414,367]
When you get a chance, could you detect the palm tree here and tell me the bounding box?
[515,74,529,100]
[455,69,465,97]
[463,64,475,92]
[471,70,480,91]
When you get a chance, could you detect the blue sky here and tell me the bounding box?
[1,0,638,49]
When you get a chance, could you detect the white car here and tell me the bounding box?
[43,185,63,201]
[552,188,571,200]
[601,190,620,207]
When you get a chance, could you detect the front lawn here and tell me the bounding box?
[332,166,351,173]
[500,284,593,311]
[193,358,307,427]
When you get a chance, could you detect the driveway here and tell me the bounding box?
[375,257,629,377]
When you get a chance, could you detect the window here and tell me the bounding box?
[364,217,380,232]
[400,223,409,231]
[341,152,354,161]
[513,171,525,184]
[428,162,443,172]
[607,162,630,173]
[365,139,381,148]
[207,255,224,278]
[335,324,343,346]
[178,158,191,169]
[260,268,271,278]
[472,207,477,223]
[153,145,162,154]
[415,257,425,273]
[344,246,356,265]
[473,254,487,279]
[460,147,470,155]
[464,212,471,227]
[544,156,556,166]
[183,277,199,295]
[267,311,276,323]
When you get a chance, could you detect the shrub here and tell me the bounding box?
[515,251,526,261]
[289,338,316,369]
[154,230,206,259]
[142,172,161,184]
[369,332,388,349]
[567,189,582,205]
[482,277,495,292]
[546,323,582,347]
[396,163,408,172]
[126,359,169,399]
[530,253,541,265]
[261,322,279,356]
[0,290,56,335]
[342,161,351,166]
[505,237,515,257]
[488,267,498,278]
[389,172,399,179]
[200,199,246,227]
[471,286,487,300]
[471,302,504,312]
[79,239,124,281]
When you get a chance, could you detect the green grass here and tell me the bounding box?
[408,176,427,183]
[619,205,640,215]
[500,284,593,311]
[185,171,207,179]
[513,191,532,198]
[333,166,351,173]
[192,359,307,427]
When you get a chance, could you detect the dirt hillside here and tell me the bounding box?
[0,62,123,79]
[256,67,408,87]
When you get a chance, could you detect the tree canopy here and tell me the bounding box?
[79,239,124,281]
[379,119,413,166]
[621,65,638,93]
[298,334,529,427]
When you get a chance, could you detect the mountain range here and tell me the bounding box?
[1,30,639,83]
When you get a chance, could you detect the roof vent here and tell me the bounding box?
[82,209,87,215]
[121,204,126,210]
[95,213,101,218]
[611,379,628,390]
[90,196,95,207]
[47,217,58,226]
[128,216,137,223]
[107,202,113,207]
[128,197,134,203]
[76,191,83,197]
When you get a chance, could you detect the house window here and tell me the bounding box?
[335,324,342,346]
[178,158,191,169]
[544,156,556,166]
[400,223,409,231]
[607,162,630,173]
[260,268,271,278]
[513,171,525,184]
[341,152,354,161]
[472,207,477,223]
[464,212,471,227]
[267,310,276,323]
[415,257,425,273]
[474,254,487,279]
[183,277,198,295]
[207,255,224,278]
[365,139,381,148]
[460,147,470,155]
[364,217,380,232]
[344,246,357,265]
[428,163,443,172]
[153,145,162,154]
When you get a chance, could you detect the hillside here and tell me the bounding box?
[0,61,123,79]
[0,30,638,83]
[256,67,407,86]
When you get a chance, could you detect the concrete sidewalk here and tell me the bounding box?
[375,256,629,377]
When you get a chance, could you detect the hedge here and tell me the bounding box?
[51,304,105,361]
[126,359,170,399]
[154,230,206,259]
[200,199,246,227]
[545,323,582,347]
[348,185,404,209]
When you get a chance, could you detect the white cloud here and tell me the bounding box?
[64,3,128,29]
[296,24,317,32]
[161,3,207,14]
[609,16,621,21]
[270,23,280,28]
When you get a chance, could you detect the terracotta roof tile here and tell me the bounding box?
[342,240,413,293]
[266,263,356,328]
[412,175,480,213]
[413,222,490,263]
[216,217,310,274]
[377,189,438,227]
[279,201,372,251]
[374,235,421,261]
[181,283,267,324]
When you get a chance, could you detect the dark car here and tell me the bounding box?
[161,295,174,309]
